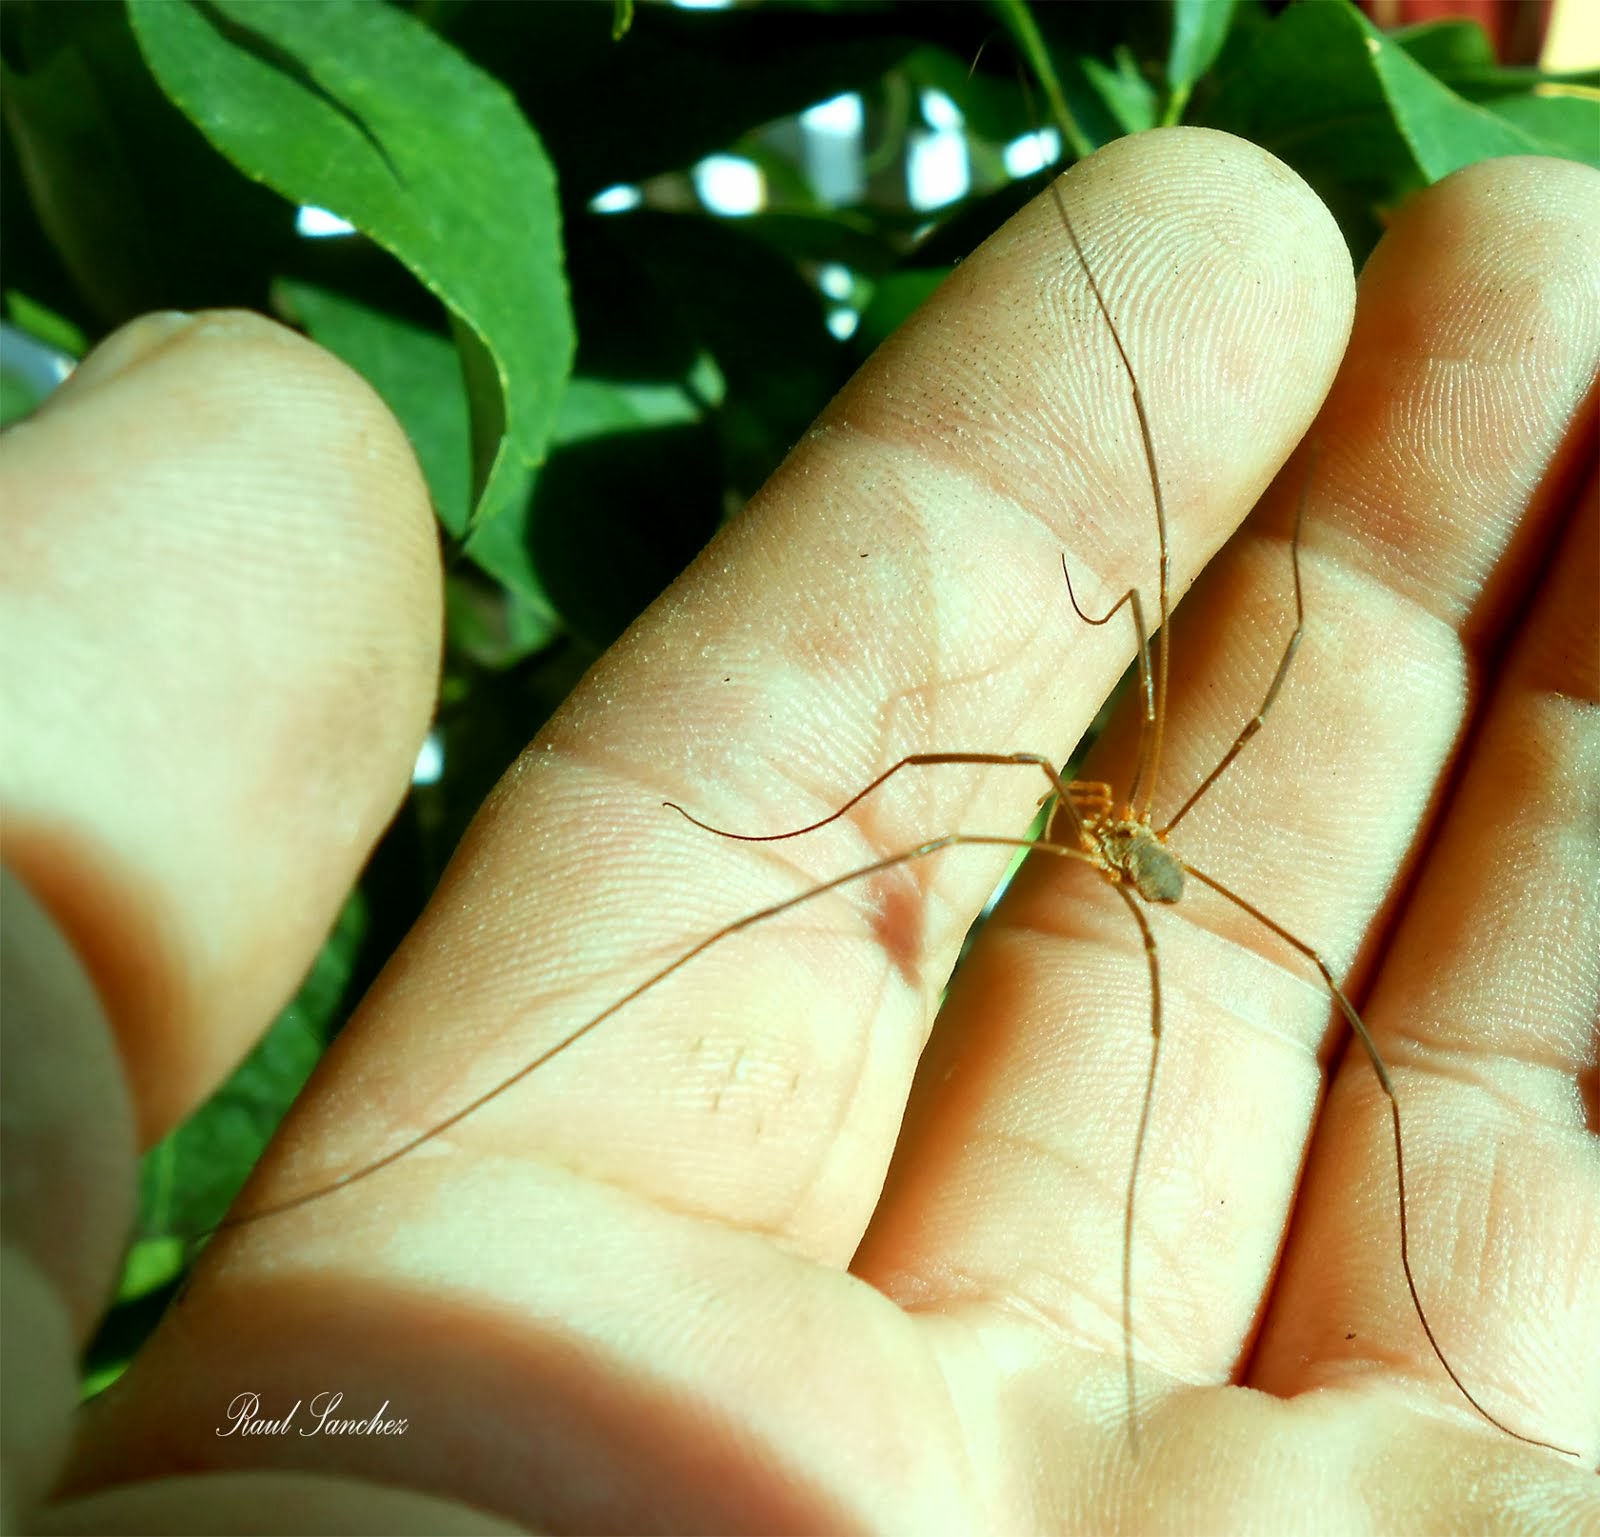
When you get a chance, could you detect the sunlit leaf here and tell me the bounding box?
[127,0,573,536]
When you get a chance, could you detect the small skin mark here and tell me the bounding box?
[866,872,924,990]
[710,1047,747,1114]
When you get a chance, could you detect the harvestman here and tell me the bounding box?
[214,169,1568,1458]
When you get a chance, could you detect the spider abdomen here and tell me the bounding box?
[1099,822,1183,904]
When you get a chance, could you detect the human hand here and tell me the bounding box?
[7,131,1596,1534]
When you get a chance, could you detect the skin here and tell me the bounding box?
[2,131,1595,1534]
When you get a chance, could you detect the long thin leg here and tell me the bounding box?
[1182,860,1576,1457]
[1160,457,1314,838]
[205,832,1100,1238]
[1061,560,1156,819]
[1114,883,1162,1454]
[1045,176,1172,828]
[665,751,1088,846]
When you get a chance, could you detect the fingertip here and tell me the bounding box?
[1359,154,1599,394]
[0,309,443,1142]
[863,126,1356,610]
[1304,152,1599,637]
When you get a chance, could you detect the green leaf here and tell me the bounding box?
[459,489,550,624]
[1165,0,1236,122]
[1480,91,1600,168]
[455,359,724,648]
[2,1,294,325]
[0,355,44,426]
[127,0,574,536]
[1,40,148,318]
[1392,19,1598,102]
[1083,45,1158,136]
[1204,0,1570,194]
[4,290,87,357]
[1167,0,1237,91]
[1364,29,1561,181]
[1390,16,1495,75]
[555,373,718,444]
